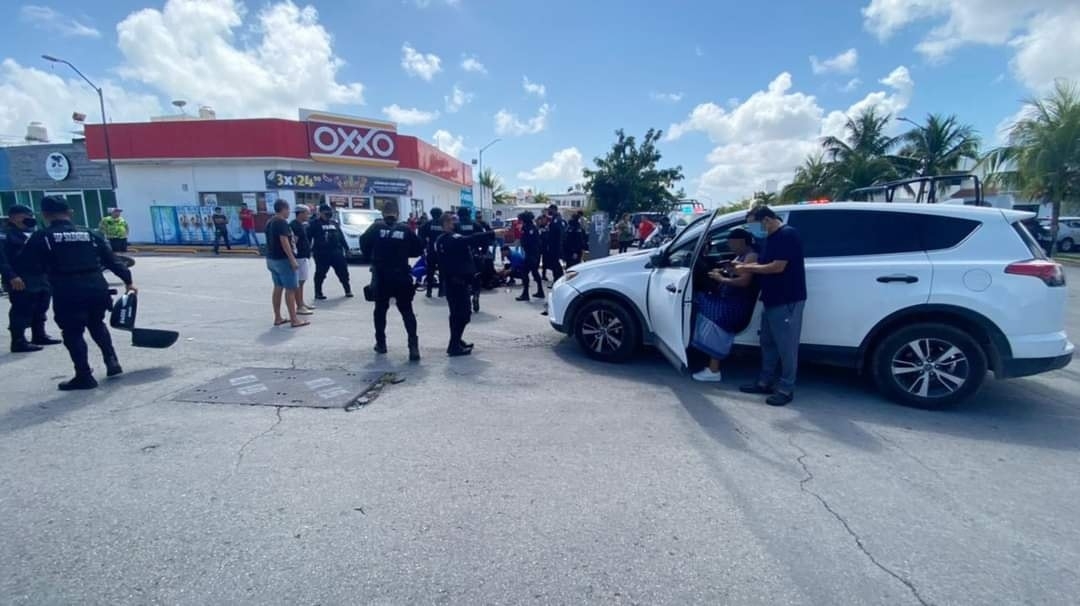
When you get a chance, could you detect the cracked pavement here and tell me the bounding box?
[1,257,1078,605]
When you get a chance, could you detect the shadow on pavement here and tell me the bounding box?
[551,337,1080,453]
[0,366,175,436]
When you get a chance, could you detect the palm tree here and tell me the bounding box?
[983,81,1080,255]
[822,107,898,162]
[533,192,551,206]
[897,114,981,177]
[752,191,778,206]
[781,154,836,202]
[829,152,899,199]
[478,168,512,205]
[820,107,901,198]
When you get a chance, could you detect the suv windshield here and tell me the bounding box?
[340,210,380,227]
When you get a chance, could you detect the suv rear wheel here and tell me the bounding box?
[1060,237,1074,253]
[871,322,988,409]
[573,299,640,363]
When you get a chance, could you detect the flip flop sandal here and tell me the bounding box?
[274,319,289,326]
[291,321,311,328]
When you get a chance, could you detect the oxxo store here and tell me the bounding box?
[83,109,474,244]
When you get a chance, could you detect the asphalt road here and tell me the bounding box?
[1,257,1078,605]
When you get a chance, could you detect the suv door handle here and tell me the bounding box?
[877,275,919,284]
[665,283,679,293]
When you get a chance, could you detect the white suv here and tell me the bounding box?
[547,203,1073,408]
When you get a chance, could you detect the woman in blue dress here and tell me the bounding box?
[692,228,760,382]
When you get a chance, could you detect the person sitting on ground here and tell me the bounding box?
[691,228,760,382]
[497,245,527,286]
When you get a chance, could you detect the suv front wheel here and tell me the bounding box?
[573,299,640,363]
[871,323,988,409]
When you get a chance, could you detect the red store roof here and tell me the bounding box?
[84,117,472,187]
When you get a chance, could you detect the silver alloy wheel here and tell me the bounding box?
[890,338,970,399]
[580,309,625,354]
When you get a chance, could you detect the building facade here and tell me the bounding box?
[0,141,116,227]
[81,109,473,243]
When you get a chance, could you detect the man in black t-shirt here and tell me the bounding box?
[734,206,807,406]
[290,205,315,315]
[211,207,230,254]
[264,200,307,328]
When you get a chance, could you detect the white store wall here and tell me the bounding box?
[114,159,466,243]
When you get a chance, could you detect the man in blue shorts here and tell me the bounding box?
[264,200,308,328]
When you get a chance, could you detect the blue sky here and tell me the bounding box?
[2,0,1078,203]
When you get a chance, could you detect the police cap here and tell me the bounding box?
[318,204,333,213]
[7,204,33,216]
[41,196,70,214]
[430,207,443,219]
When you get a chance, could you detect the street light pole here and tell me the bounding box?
[476,138,501,213]
[42,55,116,190]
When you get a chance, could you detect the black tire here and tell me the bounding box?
[871,322,988,409]
[573,299,640,363]
[1060,238,1074,253]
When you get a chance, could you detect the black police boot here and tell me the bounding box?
[533,290,545,299]
[374,340,388,354]
[31,328,62,346]
[515,292,530,302]
[59,374,98,391]
[447,343,472,357]
[105,356,124,377]
[408,337,421,362]
[315,289,327,300]
[344,286,354,298]
[11,337,43,353]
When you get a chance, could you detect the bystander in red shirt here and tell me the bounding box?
[638,218,656,242]
[239,206,256,230]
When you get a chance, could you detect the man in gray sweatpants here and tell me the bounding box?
[734,206,807,406]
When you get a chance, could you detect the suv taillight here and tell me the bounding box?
[1005,260,1066,287]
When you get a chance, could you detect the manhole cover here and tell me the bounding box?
[173,368,385,409]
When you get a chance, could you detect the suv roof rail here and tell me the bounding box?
[849,174,988,207]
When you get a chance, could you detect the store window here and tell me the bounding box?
[373,196,398,212]
[199,192,269,213]
[296,192,324,209]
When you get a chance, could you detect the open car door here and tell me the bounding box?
[646,209,720,371]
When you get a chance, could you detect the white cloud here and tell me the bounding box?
[517,147,584,182]
[860,0,1080,89]
[810,48,858,74]
[0,59,162,144]
[650,91,684,103]
[494,103,550,136]
[821,66,914,139]
[20,5,101,38]
[382,104,440,125]
[695,45,705,57]
[842,78,862,92]
[1010,6,1080,92]
[461,55,487,74]
[401,42,442,81]
[444,84,472,113]
[668,68,916,202]
[522,76,546,98]
[433,129,465,158]
[667,72,823,143]
[114,0,364,119]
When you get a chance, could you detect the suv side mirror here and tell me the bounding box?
[649,251,666,268]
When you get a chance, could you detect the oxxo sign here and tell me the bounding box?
[304,114,399,166]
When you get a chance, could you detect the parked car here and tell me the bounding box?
[336,208,382,261]
[546,203,1073,409]
[1039,217,1080,253]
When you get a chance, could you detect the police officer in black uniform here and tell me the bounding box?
[307,204,352,300]
[360,200,424,361]
[542,204,566,283]
[22,197,134,390]
[436,213,505,356]
[1,205,62,353]
[454,206,486,311]
[563,210,588,268]
[515,211,545,301]
[418,207,444,298]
